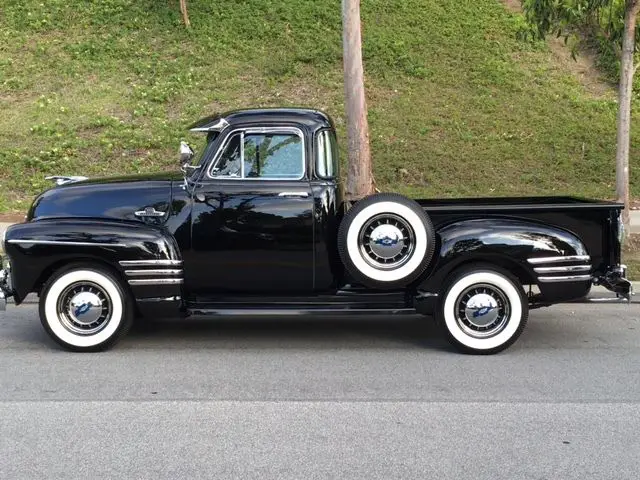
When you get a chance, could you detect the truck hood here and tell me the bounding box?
[27,172,183,222]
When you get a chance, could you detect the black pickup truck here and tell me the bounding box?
[0,108,632,354]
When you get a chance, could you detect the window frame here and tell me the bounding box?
[206,127,306,181]
[315,128,339,180]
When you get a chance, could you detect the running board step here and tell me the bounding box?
[186,306,418,317]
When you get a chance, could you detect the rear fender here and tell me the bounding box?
[4,219,183,311]
[418,218,589,297]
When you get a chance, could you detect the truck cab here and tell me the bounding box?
[0,108,632,354]
[181,109,344,294]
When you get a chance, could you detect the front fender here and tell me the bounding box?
[4,219,182,305]
[419,218,588,293]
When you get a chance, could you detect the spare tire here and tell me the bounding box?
[337,193,436,289]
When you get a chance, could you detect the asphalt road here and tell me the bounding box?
[1,301,639,479]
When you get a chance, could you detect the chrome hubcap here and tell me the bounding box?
[359,214,415,269]
[455,284,510,338]
[57,282,112,335]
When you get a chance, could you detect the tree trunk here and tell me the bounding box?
[342,0,373,202]
[616,1,639,233]
[180,0,191,28]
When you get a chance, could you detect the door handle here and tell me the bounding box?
[278,192,309,198]
[134,207,166,218]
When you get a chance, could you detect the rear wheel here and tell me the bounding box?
[438,265,528,354]
[39,265,133,352]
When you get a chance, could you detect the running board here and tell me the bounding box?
[187,306,418,317]
[567,295,634,304]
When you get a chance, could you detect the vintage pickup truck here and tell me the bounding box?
[0,108,632,353]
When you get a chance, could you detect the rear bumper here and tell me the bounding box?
[593,264,633,301]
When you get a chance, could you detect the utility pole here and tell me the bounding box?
[180,0,191,28]
[342,0,374,202]
[616,0,640,232]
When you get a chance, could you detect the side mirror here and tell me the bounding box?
[179,141,194,164]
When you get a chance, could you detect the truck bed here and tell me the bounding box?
[418,196,623,273]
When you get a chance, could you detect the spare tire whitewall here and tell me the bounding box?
[338,194,436,289]
[40,266,133,351]
[439,267,528,354]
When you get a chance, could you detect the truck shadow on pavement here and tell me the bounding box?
[123,315,454,351]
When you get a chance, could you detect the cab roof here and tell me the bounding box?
[188,108,334,133]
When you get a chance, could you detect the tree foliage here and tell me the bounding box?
[520,0,640,230]
[520,0,640,58]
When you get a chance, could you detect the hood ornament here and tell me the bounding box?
[45,175,88,186]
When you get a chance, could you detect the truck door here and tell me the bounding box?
[187,127,315,294]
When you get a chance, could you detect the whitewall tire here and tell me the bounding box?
[439,266,528,354]
[39,266,133,352]
[338,193,436,289]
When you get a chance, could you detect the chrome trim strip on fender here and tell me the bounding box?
[7,239,127,247]
[137,296,182,302]
[128,278,184,286]
[533,265,591,273]
[124,269,183,276]
[538,275,593,283]
[119,260,182,266]
[527,255,591,265]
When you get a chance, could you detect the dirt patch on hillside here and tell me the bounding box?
[502,0,522,13]
[500,0,614,99]
[0,214,25,223]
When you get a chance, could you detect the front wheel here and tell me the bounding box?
[438,266,528,354]
[39,265,133,352]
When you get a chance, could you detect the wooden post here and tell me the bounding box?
[616,1,640,233]
[180,0,191,28]
[342,0,373,202]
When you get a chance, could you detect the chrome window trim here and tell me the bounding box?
[206,126,306,181]
[7,239,127,247]
[124,269,184,276]
[533,265,591,274]
[538,275,593,283]
[527,255,591,265]
[119,260,182,266]
[128,278,184,286]
[314,128,338,180]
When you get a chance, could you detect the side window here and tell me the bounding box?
[210,131,304,179]
[211,133,242,178]
[244,133,303,179]
[316,130,339,179]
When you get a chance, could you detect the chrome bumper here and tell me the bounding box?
[592,264,633,302]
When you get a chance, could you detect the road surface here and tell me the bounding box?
[1,301,639,479]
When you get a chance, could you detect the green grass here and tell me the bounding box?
[0,0,638,212]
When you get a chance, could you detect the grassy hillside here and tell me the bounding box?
[0,0,638,213]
